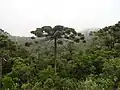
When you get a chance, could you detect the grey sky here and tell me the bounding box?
[0,0,120,36]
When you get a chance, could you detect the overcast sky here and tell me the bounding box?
[0,0,120,36]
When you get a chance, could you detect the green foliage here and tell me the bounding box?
[21,83,32,90]
[25,42,33,47]
[2,76,14,90]
[37,66,54,82]
[2,22,120,90]
[91,21,120,50]
[103,58,120,81]
[0,34,16,75]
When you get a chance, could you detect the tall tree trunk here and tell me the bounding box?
[54,38,57,73]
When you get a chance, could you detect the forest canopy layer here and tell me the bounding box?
[1,21,120,90]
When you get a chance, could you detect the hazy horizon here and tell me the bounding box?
[0,0,120,36]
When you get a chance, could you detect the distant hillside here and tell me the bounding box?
[0,28,100,43]
[0,29,34,45]
[0,28,99,50]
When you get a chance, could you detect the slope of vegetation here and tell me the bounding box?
[1,22,120,90]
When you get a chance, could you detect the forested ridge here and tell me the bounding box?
[1,21,120,90]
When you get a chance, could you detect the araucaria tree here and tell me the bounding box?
[31,25,85,73]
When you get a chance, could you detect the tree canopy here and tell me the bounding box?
[1,22,120,90]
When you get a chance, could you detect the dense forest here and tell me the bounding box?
[1,21,120,90]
